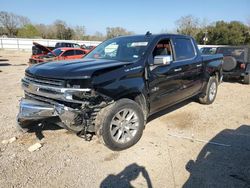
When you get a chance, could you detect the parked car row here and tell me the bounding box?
[30,42,95,64]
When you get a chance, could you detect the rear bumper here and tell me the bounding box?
[223,71,246,78]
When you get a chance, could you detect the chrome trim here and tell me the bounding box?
[18,98,57,121]
[17,98,82,130]
[22,78,91,104]
[24,74,64,87]
[174,68,182,72]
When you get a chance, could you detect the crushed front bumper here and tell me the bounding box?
[17,98,62,127]
[17,98,86,132]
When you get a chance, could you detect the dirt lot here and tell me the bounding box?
[0,50,250,188]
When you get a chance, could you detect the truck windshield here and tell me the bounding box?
[85,36,150,62]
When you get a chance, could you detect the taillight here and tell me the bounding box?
[240,64,246,69]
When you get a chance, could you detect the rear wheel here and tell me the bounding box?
[243,74,250,84]
[95,99,145,151]
[199,76,218,104]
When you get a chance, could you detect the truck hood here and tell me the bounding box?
[26,58,132,79]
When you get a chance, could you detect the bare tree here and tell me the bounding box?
[73,25,85,40]
[0,11,30,37]
[19,15,31,27]
[106,27,134,39]
[52,20,74,40]
[175,15,200,37]
[0,11,19,36]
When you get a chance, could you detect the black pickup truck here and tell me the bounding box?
[17,33,223,150]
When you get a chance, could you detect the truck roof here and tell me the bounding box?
[114,33,192,40]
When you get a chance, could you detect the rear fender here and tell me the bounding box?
[201,60,222,95]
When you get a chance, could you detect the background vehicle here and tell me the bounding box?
[32,42,81,55]
[18,33,223,150]
[55,42,80,49]
[29,47,87,64]
[32,42,93,57]
[216,46,250,84]
[200,47,217,55]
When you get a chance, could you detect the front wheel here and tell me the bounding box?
[199,76,218,105]
[95,99,145,151]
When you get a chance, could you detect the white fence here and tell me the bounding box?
[0,37,102,51]
[0,37,223,51]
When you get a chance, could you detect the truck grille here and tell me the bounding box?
[24,73,65,87]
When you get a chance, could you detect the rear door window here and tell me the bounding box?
[173,38,196,61]
[75,50,85,55]
[62,50,75,56]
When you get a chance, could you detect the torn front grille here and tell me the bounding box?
[25,73,65,87]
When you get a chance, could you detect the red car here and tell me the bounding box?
[29,43,88,64]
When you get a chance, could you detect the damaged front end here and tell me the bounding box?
[17,73,112,134]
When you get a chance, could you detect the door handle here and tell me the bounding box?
[196,64,202,67]
[174,68,182,72]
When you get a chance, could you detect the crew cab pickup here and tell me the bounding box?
[17,33,223,150]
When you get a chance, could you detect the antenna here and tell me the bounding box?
[145,31,152,36]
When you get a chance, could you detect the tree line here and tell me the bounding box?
[0,11,134,41]
[175,15,250,45]
[0,11,250,45]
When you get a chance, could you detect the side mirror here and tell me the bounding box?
[153,55,173,65]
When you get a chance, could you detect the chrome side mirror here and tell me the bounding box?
[153,55,173,65]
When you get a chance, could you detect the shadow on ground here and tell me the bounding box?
[0,59,9,62]
[0,62,26,66]
[0,62,10,66]
[222,77,244,84]
[100,163,153,188]
[26,121,63,140]
[183,124,250,188]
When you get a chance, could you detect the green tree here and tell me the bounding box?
[17,24,40,38]
[197,21,250,45]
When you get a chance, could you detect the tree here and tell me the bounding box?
[175,15,200,38]
[0,11,19,37]
[19,16,31,27]
[196,21,250,45]
[17,24,40,38]
[247,17,250,27]
[106,27,134,39]
[52,20,74,40]
[73,25,85,40]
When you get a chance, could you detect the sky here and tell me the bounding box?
[1,0,250,35]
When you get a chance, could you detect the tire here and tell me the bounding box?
[243,74,250,84]
[199,76,218,105]
[222,56,237,71]
[95,99,145,151]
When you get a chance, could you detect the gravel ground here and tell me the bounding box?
[0,50,250,188]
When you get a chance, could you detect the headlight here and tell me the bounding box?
[62,88,94,100]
